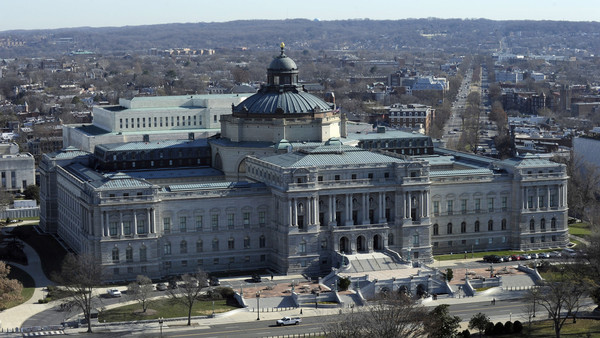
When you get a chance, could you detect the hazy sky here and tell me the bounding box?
[1,0,598,32]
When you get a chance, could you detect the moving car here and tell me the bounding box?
[276,317,302,326]
[107,288,122,297]
[155,283,168,291]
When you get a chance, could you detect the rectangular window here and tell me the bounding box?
[227,214,234,230]
[433,201,439,215]
[243,212,250,227]
[334,175,340,181]
[259,211,266,226]
[181,260,187,267]
[110,222,118,236]
[528,196,533,209]
[137,219,145,234]
[197,259,203,266]
[550,193,556,207]
[475,198,481,212]
[502,236,506,243]
[502,196,508,210]
[196,215,203,231]
[488,198,494,212]
[539,195,544,208]
[461,199,467,214]
[488,238,493,244]
[163,218,171,233]
[260,254,266,262]
[447,200,453,215]
[211,215,219,231]
[475,239,480,245]
[213,258,219,265]
[179,216,187,232]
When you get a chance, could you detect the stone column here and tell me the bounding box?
[362,193,369,225]
[146,208,151,234]
[546,185,550,209]
[407,192,412,219]
[151,208,156,234]
[306,197,312,225]
[133,211,138,236]
[288,199,293,226]
[119,211,124,237]
[523,187,527,210]
[293,198,298,226]
[314,196,319,225]
[535,187,540,209]
[102,211,107,236]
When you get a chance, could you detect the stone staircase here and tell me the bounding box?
[344,252,409,273]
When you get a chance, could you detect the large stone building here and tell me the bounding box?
[39,45,569,282]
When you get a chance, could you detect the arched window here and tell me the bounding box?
[433,223,439,236]
[112,247,119,263]
[228,237,235,250]
[259,235,266,248]
[540,218,546,231]
[447,223,453,234]
[180,240,187,254]
[244,236,250,249]
[530,219,535,232]
[212,238,219,251]
[488,220,494,231]
[196,240,203,253]
[551,217,557,230]
[125,246,133,262]
[501,219,507,230]
[461,222,466,233]
[139,245,147,262]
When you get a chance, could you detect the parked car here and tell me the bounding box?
[483,255,503,263]
[530,253,539,259]
[520,254,531,260]
[501,256,512,262]
[276,317,302,326]
[562,248,577,257]
[168,279,178,289]
[107,288,122,297]
[539,252,551,259]
[155,283,168,291]
[210,277,220,286]
[510,255,521,261]
[251,273,262,283]
[549,251,562,258]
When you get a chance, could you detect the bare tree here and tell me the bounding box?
[323,291,427,338]
[127,275,154,313]
[530,270,589,338]
[167,270,208,326]
[52,253,103,333]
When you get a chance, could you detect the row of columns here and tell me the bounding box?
[521,184,566,210]
[287,190,429,227]
[102,208,156,237]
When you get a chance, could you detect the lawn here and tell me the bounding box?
[435,249,555,261]
[4,264,35,309]
[98,298,236,322]
[9,224,68,281]
[489,319,600,337]
[569,222,592,237]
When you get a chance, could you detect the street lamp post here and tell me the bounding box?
[212,300,215,317]
[158,317,164,337]
[256,291,261,320]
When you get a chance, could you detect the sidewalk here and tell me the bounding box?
[0,225,55,331]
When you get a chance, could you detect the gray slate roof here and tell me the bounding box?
[260,146,405,168]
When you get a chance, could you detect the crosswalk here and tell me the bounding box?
[22,330,65,336]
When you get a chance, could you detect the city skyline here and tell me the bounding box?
[1,0,599,32]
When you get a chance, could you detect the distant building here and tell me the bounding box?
[0,143,35,193]
[388,103,434,133]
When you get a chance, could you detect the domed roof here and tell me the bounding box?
[234,90,332,115]
[232,43,333,116]
[268,42,297,71]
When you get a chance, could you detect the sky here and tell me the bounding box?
[1,0,599,32]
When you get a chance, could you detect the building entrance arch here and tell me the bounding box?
[373,234,383,251]
[357,235,367,253]
[339,236,350,254]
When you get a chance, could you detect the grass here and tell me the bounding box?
[9,224,68,281]
[98,298,236,322]
[434,249,555,261]
[489,319,600,337]
[4,264,35,309]
[569,222,592,238]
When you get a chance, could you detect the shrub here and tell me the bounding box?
[504,321,513,334]
[338,277,351,291]
[215,286,234,299]
[484,322,494,336]
[513,320,523,333]
[461,329,471,338]
[493,322,504,335]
